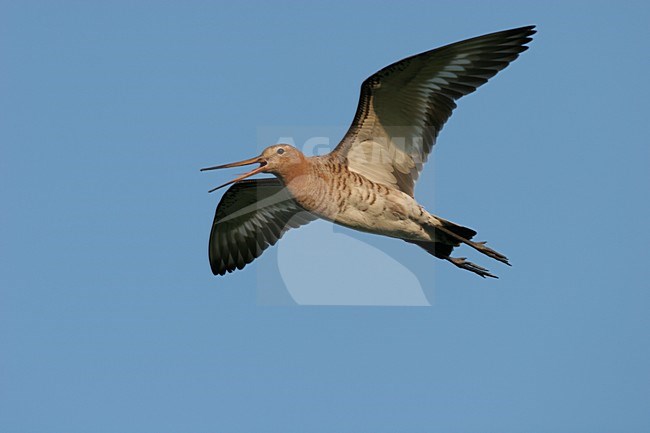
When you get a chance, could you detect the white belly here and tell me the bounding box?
[326,188,432,241]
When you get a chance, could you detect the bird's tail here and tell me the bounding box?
[436,218,478,243]
[405,219,476,259]
[433,218,509,265]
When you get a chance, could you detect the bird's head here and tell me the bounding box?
[201,144,305,192]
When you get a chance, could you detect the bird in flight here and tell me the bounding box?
[202,26,535,278]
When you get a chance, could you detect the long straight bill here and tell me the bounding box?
[201,155,266,193]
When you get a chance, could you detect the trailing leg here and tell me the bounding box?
[405,239,498,278]
[445,256,497,279]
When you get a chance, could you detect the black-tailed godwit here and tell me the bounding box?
[202,26,535,278]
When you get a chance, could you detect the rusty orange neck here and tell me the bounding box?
[271,153,312,185]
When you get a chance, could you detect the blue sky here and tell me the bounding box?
[1,0,649,431]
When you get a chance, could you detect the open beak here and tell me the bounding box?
[200,155,267,193]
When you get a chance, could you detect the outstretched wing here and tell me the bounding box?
[332,26,535,196]
[208,178,317,275]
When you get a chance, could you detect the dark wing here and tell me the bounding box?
[332,26,535,196]
[208,178,317,275]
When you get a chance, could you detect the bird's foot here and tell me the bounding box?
[465,240,510,266]
[446,256,497,279]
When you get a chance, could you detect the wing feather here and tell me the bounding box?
[208,178,316,275]
[332,26,535,196]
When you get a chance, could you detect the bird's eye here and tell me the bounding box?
[277,148,285,155]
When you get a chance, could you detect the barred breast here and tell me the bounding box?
[281,157,432,241]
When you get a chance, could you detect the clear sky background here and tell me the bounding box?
[1,0,649,431]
